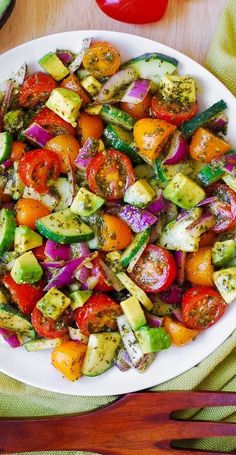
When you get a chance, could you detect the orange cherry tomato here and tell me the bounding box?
[32,243,47,261]
[19,72,57,108]
[163,316,200,346]
[133,118,176,160]
[199,231,216,247]
[120,93,152,120]
[185,247,214,287]
[51,340,87,381]
[60,74,91,107]
[77,112,104,144]
[100,213,132,251]
[15,198,51,230]
[10,141,26,162]
[189,127,231,163]
[45,134,80,173]
[82,41,121,78]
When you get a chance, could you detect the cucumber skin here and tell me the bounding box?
[0,209,16,255]
[121,229,151,267]
[103,124,142,164]
[100,105,135,131]
[122,52,178,69]
[36,220,94,244]
[180,99,227,138]
[0,131,12,164]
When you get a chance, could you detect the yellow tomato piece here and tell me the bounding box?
[163,316,200,346]
[185,247,214,287]
[133,118,176,160]
[51,340,87,381]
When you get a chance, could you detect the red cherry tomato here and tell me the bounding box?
[75,293,122,337]
[18,149,61,194]
[2,273,45,316]
[207,183,236,233]
[87,149,135,200]
[96,0,168,24]
[151,95,198,127]
[32,243,47,261]
[129,245,177,293]
[120,93,152,120]
[31,306,73,339]
[182,286,226,330]
[91,252,114,292]
[31,107,75,136]
[19,72,57,108]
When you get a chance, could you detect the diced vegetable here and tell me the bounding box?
[124,179,155,208]
[180,99,228,138]
[212,240,236,267]
[120,229,151,268]
[74,137,99,171]
[117,272,153,311]
[44,240,70,261]
[100,104,135,131]
[38,52,69,81]
[160,208,202,252]
[71,187,104,217]
[163,173,205,209]
[103,124,142,164]
[43,256,90,291]
[81,75,102,97]
[213,267,236,304]
[46,88,82,127]
[24,338,62,352]
[133,118,176,160]
[135,326,171,354]
[121,79,150,104]
[0,303,35,338]
[118,205,157,233]
[96,67,138,103]
[122,52,178,85]
[120,296,146,331]
[0,131,12,164]
[0,327,21,348]
[69,37,93,73]
[23,123,54,147]
[0,208,16,255]
[82,332,121,376]
[163,131,189,165]
[159,75,196,104]
[189,127,231,163]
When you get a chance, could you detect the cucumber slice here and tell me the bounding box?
[24,338,62,352]
[100,105,135,131]
[0,303,35,338]
[82,332,121,377]
[0,131,12,164]
[197,149,236,186]
[71,187,104,217]
[122,53,178,85]
[120,229,151,268]
[103,124,142,164]
[117,272,153,311]
[36,209,94,244]
[180,99,227,138]
[0,209,16,255]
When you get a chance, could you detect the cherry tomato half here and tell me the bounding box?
[91,252,114,292]
[2,273,44,316]
[18,149,61,194]
[19,72,57,108]
[32,107,75,136]
[207,183,236,233]
[87,149,135,200]
[96,0,168,25]
[75,293,122,337]
[182,286,226,330]
[151,95,198,127]
[129,245,177,293]
[31,306,73,339]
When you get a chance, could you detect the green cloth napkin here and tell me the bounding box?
[1,1,236,454]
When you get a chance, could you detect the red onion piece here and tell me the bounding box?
[172,308,183,322]
[121,79,150,104]
[69,37,92,74]
[207,112,228,134]
[64,155,76,206]
[197,196,218,207]
[40,261,65,269]
[118,205,158,233]
[0,80,14,132]
[75,264,91,286]
[146,190,169,214]
[23,122,54,147]
[159,285,183,305]
[163,131,189,165]
[96,67,138,104]
[114,348,132,372]
[0,327,21,348]
[175,251,186,285]
[2,159,12,169]
[74,137,99,171]
[68,327,88,344]
[144,311,163,328]
[45,240,70,261]
[56,50,74,65]
[44,256,89,291]
[186,213,216,237]
[223,162,235,174]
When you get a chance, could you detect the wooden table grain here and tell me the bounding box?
[0,0,227,63]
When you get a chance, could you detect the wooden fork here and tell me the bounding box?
[0,391,235,454]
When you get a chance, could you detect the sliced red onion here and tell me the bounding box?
[0,327,21,348]
[114,348,131,372]
[64,156,76,206]
[146,190,169,214]
[135,353,155,372]
[56,50,74,65]
[118,205,158,233]
[223,162,235,174]
[177,210,189,222]
[71,242,90,259]
[40,261,65,269]
[13,63,27,87]
[2,159,12,169]
[121,79,150,104]
[175,251,186,285]
[44,256,89,291]
[163,131,189,165]
[99,260,124,291]
[144,311,163,328]
[197,196,218,207]
[69,37,93,74]
[45,240,70,261]
[159,285,183,305]
[187,213,216,237]
[96,67,138,104]
[23,122,54,147]
[172,308,183,323]
[148,218,162,243]
[68,327,88,344]
[74,137,99,171]
[0,80,14,132]
[85,275,99,290]
[207,112,228,134]
[75,264,91,286]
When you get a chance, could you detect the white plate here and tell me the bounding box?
[0,30,236,396]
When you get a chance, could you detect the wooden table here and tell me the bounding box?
[0,0,227,63]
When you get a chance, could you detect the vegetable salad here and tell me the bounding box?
[0,37,235,381]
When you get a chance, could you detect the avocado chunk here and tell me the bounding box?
[212,240,236,267]
[120,295,146,331]
[71,187,104,217]
[159,75,196,103]
[124,179,156,208]
[37,287,71,320]
[46,88,82,126]
[213,267,236,304]
[14,225,43,254]
[11,251,43,284]
[69,290,92,309]
[163,173,205,209]
[38,52,69,81]
[81,75,102,97]
[135,326,171,353]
